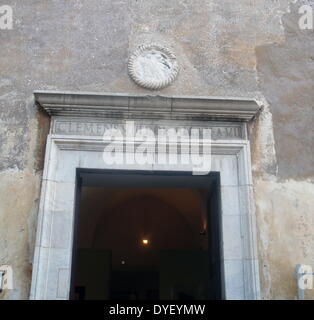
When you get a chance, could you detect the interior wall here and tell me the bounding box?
[76,187,210,300]
[75,249,111,300]
[78,187,208,266]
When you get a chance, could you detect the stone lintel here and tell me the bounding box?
[34,91,261,122]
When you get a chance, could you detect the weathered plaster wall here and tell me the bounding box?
[0,0,313,299]
[253,1,314,299]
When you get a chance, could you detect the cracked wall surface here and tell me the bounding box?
[0,0,313,299]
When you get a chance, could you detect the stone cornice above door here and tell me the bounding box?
[34,91,260,122]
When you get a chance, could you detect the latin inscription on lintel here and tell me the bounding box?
[53,119,245,140]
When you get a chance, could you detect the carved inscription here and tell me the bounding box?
[53,120,244,140]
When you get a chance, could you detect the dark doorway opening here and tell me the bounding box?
[70,169,224,300]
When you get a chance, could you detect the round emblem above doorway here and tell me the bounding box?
[128,44,179,90]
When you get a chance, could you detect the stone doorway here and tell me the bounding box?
[30,91,261,300]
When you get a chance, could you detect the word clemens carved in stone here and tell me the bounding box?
[128,44,179,90]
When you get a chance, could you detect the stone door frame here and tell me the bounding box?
[30,91,261,300]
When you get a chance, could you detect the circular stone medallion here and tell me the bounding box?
[128,44,179,90]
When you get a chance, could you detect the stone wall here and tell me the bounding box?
[0,0,313,299]
[253,1,314,299]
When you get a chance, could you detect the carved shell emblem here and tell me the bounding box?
[128,44,179,90]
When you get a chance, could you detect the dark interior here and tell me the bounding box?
[71,170,224,300]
